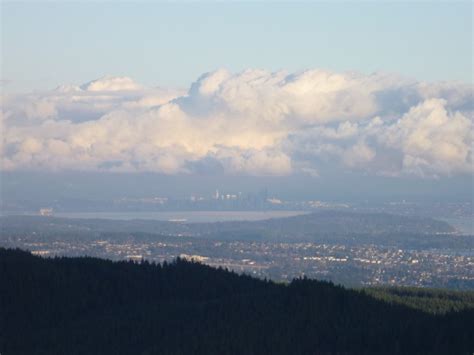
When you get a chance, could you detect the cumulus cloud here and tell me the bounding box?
[382,99,472,176]
[80,76,144,92]
[1,70,472,177]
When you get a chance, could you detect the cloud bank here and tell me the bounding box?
[1,69,472,178]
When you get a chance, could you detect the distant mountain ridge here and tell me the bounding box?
[0,210,455,241]
[1,248,473,355]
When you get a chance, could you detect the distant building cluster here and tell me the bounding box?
[6,233,473,289]
[39,208,53,216]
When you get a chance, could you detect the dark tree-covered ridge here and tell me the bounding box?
[1,248,473,355]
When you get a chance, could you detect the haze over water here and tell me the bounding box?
[54,210,309,223]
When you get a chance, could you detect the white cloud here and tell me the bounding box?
[343,140,376,168]
[382,99,472,176]
[1,69,472,177]
[80,76,144,92]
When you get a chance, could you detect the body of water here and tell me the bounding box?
[54,210,309,223]
[438,217,474,236]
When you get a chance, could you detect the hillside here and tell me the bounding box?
[1,211,460,248]
[1,248,473,355]
[364,286,474,314]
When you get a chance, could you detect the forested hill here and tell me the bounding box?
[1,248,473,355]
[1,211,457,246]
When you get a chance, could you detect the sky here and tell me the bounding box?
[1,1,473,203]
[2,2,472,92]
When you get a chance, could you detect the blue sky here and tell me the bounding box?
[2,1,472,92]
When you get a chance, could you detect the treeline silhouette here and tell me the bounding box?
[364,286,474,315]
[1,248,473,355]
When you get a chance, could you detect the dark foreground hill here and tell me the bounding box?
[0,248,473,355]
